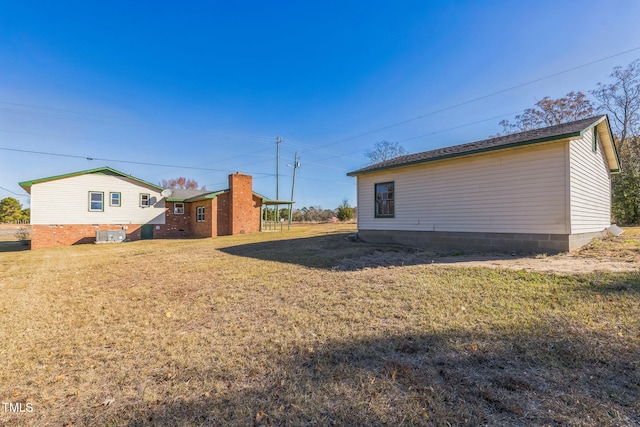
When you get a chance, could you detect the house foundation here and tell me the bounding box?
[357,229,607,253]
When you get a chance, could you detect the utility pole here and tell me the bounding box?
[275,136,281,224]
[289,152,300,225]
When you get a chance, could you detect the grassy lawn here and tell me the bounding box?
[1,224,638,426]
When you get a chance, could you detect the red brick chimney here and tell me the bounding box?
[229,173,255,235]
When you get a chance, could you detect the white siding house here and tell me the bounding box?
[29,173,165,225]
[348,116,620,252]
[20,167,167,249]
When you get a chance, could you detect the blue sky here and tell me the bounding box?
[2,1,640,210]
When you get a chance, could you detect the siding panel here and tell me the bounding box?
[357,142,568,234]
[31,173,166,225]
[569,130,612,233]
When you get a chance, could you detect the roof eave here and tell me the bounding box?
[18,166,165,191]
[347,130,582,176]
[183,190,228,202]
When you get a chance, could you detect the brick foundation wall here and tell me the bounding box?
[229,173,260,235]
[31,224,142,250]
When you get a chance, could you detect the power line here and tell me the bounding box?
[0,147,275,177]
[301,46,640,150]
[293,110,526,169]
[0,186,28,197]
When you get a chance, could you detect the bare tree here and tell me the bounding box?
[160,177,204,190]
[499,91,594,135]
[592,59,640,224]
[592,59,640,153]
[365,140,406,164]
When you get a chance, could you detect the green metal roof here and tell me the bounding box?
[19,166,164,194]
[166,189,282,203]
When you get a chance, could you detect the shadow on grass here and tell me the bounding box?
[578,271,640,296]
[219,232,375,269]
[0,240,30,252]
[118,319,639,426]
[219,232,527,270]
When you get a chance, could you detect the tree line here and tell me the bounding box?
[0,197,30,223]
[263,199,356,222]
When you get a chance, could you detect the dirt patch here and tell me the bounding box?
[339,232,640,274]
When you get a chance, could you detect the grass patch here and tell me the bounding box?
[1,224,639,426]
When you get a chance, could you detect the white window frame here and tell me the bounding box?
[174,203,185,215]
[110,192,121,207]
[196,206,205,222]
[89,191,104,212]
[140,193,150,208]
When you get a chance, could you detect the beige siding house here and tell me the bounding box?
[347,115,620,252]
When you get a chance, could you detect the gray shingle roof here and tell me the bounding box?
[347,115,608,176]
[165,188,223,201]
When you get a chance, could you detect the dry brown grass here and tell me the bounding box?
[1,224,638,426]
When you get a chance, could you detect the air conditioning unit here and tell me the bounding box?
[95,230,126,243]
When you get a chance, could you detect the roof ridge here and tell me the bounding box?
[348,115,608,176]
[19,166,164,193]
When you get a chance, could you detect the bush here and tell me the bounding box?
[336,199,354,221]
[15,227,30,245]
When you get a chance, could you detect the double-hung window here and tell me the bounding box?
[110,192,121,207]
[174,203,185,215]
[140,193,150,208]
[196,206,205,222]
[89,191,104,212]
[375,182,394,218]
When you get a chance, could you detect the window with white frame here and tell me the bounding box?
[196,206,205,222]
[174,203,185,215]
[110,192,121,207]
[140,193,150,207]
[89,191,104,212]
[375,182,394,218]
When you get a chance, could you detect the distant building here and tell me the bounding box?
[20,167,271,249]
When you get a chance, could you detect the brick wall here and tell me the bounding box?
[250,194,262,231]
[190,199,213,238]
[155,201,192,238]
[31,224,142,250]
[216,192,231,236]
[229,173,260,235]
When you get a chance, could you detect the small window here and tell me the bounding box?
[89,191,104,212]
[110,192,121,207]
[174,203,185,215]
[140,193,150,207]
[375,182,394,218]
[196,206,205,222]
[592,129,598,152]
